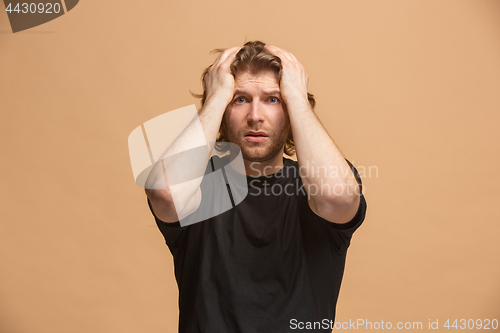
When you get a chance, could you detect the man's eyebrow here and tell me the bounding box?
[233,89,247,95]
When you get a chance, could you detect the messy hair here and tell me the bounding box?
[192,40,316,156]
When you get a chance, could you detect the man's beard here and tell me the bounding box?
[226,124,290,162]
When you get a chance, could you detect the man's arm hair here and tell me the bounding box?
[144,46,241,223]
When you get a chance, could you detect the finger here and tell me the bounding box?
[213,46,241,68]
[219,46,243,69]
[264,44,295,63]
[207,46,240,80]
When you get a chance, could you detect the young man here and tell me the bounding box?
[145,41,367,332]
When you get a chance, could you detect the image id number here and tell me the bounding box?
[444,319,498,330]
[5,2,62,14]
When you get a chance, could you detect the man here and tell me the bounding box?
[145,41,367,332]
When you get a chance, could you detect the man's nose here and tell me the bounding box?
[247,100,265,124]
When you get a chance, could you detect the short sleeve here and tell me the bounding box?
[322,159,367,231]
[317,160,367,255]
[147,197,187,257]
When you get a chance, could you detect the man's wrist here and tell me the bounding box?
[205,91,232,107]
[285,94,312,113]
[202,94,231,114]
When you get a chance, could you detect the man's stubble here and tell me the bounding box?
[225,121,290,163]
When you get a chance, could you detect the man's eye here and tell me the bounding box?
[235,97,246,103]
[269,97,279,103]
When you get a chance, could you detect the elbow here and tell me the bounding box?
[313,189,361,224]
[145,187,175,207]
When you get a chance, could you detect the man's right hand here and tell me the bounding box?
[204,46,242,106]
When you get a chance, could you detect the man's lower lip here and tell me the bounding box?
[245,136,268,143]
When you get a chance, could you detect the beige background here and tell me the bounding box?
[1,0,499,332]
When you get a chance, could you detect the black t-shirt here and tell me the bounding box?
[147,157,367,333]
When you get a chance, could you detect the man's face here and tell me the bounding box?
[224,70,290,162]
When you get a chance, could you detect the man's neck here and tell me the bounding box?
[244,153,284,177]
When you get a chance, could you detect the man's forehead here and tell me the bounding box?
[234,70,280,89]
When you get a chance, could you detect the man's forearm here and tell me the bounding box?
[287,96,361,221]
[144,98,228,220]
[260,44,360,223]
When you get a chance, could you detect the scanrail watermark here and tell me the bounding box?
[248,177,365,198]
[247,160,377,199]
[249,161,379,179]
[289,318,499,330]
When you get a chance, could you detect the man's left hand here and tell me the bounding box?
[264,44,309,107]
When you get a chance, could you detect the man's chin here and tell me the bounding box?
[241,146,281,163]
